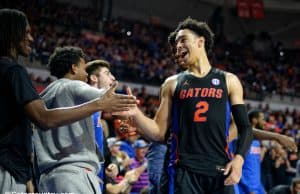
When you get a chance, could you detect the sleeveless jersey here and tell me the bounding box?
[168,68,231,176]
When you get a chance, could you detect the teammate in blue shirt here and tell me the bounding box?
[230,109,297,194]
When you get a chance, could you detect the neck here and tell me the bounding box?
[188,54,211,77]
[136,157,144,162]
[90,83,98,88]
[63,74,75,80]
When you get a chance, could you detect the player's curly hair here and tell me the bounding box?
[48,46,85,78]
[168,17,214,54]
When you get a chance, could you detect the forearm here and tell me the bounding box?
[106,180,131,194]
[28,98,100,129]
[232,104,253,158]
[253,128,278,141]
[133,109,164,141]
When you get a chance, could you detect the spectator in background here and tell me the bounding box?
[129,139,149,194]
[107,137,133,175]
[114,119,139,159]
[105,163,139,194]
[269,177,300,194]
[146,142,167,194]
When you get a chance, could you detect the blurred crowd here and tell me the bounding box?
[1,0,299,101]
[1,0,300,193]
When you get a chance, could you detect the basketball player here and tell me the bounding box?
[119,18,253,194]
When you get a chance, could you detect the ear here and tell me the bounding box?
[197,36,205,48]
[252,117,257,124]
[89,74,98,84]
[71,64,78,74]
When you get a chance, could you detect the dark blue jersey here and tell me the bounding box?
[168,68,231,176]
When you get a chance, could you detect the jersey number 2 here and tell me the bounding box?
[193,101,209,122]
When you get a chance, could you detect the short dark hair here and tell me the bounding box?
[0,9,28,56]
[86,59,111,84]
[292,177,300,188]
[248,109,262,122]
[168,17,214,53]
[48,46,85,79]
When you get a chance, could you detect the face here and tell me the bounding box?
[17,24,34,57]
[109,145,120,154]
[175,29,202,68]
[256,112,266,129]
[97,67,116,89]
[74,58,88,82]
[293,183,300,194]
[135,147,148,161]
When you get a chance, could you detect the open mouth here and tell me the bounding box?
[176,49,188,64]
[180,50,188,58]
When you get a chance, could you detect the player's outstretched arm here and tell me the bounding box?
[25,82,138,129]
[253,128,297,152]
[132,78,175,141]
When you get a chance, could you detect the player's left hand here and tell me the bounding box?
[224,154,244,185]
[277,134,297,152]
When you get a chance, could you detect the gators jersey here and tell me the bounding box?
[168,68,231,176]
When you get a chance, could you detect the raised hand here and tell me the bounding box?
[124,169,139,184]
[277,134,298,152]
[112,86,139,117]
[98,82,138,113]
[105,163,119,178]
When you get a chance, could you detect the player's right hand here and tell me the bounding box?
[98,82,138,112]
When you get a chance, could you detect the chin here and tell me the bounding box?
[179,62,189,68]
[20,49,31,57]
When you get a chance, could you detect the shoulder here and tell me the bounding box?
[63,79,98,91]
[164,74,179,85]
[67,79,90,87]
[0,57,19,69]
[6,63,27,76]
[162,73,182,96]
[212,68,228,76]
[225,72,242,88]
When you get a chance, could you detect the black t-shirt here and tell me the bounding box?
[167,68,230,176]
[0,57,40,183]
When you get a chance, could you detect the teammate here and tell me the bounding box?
[33,47,135,194]
[0,9,136,193]
[230,109,297,194]
[119,17,253,193]
[86,59,116,192]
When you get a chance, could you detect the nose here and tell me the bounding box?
[111,74,116,81]
[28,34,34,43]
[175,44,183,57]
